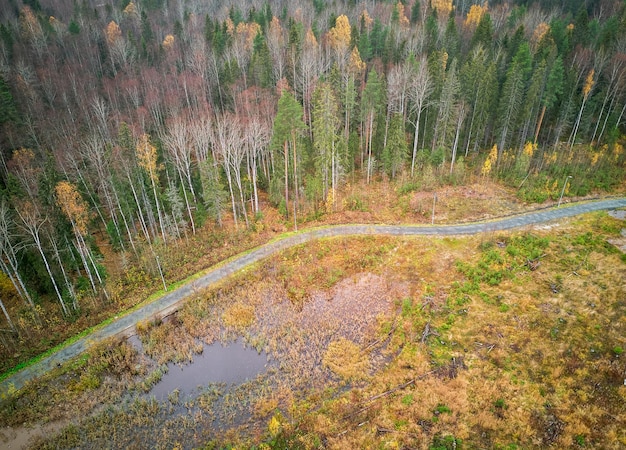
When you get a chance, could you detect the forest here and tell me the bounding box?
[0,0,625,371]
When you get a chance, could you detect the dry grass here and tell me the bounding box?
[283,212,626,449]
[136,317,203,365]
[0,176,604,375]
[2,209,625,449]
[222,303,256,331]
[323,338,370,381]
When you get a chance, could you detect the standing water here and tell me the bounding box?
[146,338,269,401]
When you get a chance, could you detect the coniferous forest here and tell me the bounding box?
[0,0,626,448]
[0,0,625,392]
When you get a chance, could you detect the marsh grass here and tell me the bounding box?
[0,338,139,428]
[4,211,626,449]
[323,338,370,381]
[282,213,626,449]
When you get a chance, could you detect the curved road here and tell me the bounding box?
[2,198,625,396]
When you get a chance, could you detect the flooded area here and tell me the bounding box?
[145,337,269,401]
[4,269,402,448]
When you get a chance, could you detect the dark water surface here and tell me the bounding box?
[130,336,269,400]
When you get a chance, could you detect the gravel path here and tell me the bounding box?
[1,197,625,396]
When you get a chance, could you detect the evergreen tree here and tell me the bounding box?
[0,75,18,124]
[270,90,306,219]
[249,33,272,88]
[411,1,421,25]
[497,42,532,158]
[460,47,498,155]
[360,69,385,183]
[383,113,408,179]
[535,56,564,143]
[443,14,460,59]
[312,82,345,203]
[470,13,493,50]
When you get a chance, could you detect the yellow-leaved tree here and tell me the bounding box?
[55,181,88,236]
[55,181,106,303]
[360,10,373,29]
[431,0,453,21]
[349,46,365,74]
[482,144,498,178]
[162,34,175,50]
[105,20,121,46]
[394,2,410,27]
[532,22,550,47]
[464,4,487,29]
[328,15,351,56]
[136,134,167,243]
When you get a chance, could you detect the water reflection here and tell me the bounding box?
[146,338,269,400]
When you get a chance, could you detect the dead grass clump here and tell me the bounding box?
[323,338,369,381]
[138,317,202,365]
[222,303,255,331]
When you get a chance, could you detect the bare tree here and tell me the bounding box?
[244,118,270,214]
[212,113,247,227]
[0,201,36,312]
[161,117,197,234]
[408,56,433,176]
[16,203,69,316]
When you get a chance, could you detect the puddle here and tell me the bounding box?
[147,338,269,401]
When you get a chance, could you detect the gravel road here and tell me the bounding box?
[1,197,625,396]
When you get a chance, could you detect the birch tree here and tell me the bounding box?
[408,56,433,176]
[161,117,197,234]
[16,202,69,316]
[136,134,167,243]
[244,118,270,214]
[0,200,36,312]
[568,68,595,151]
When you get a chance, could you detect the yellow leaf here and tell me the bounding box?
[162,34,175,49]
[464,4,487,29]
[55,181,89,235]
[395,2,410,27]
[349,46,365,73]
[305,27,318,48]
[328,14,351,53]
[105,21,121,46]
[432,0,453,20]
[360,9,373,29]
[136,134,158,183]
[532,22,550,45]
[583,69,595,99]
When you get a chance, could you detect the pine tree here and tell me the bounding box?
[312,82,344,205]
[0,75,18,124]
[497,42,532,158]
[383,113,408,179]
[360,69,385,183]
[270,89,306,220]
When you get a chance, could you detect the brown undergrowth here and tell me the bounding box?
[2,211,625,449]
[0,178,535,375]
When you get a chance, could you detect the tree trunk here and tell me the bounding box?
[0,298,16,333]
[36,238,68,316]
[284,140,289,218]
[534,105,546,144]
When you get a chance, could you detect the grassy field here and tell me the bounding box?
[1,207,624,449]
